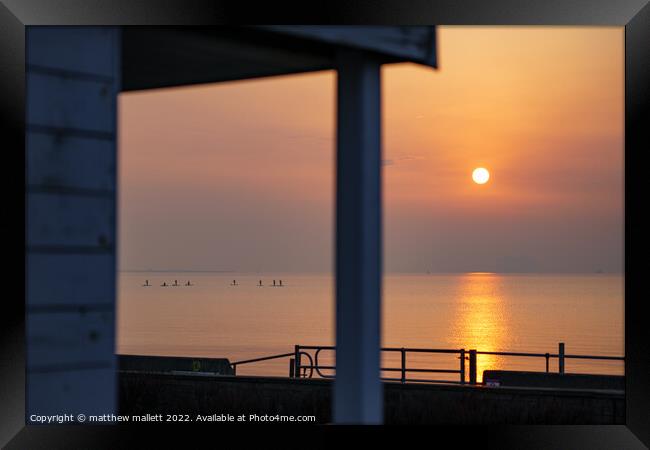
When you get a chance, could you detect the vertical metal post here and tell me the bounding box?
[545,353,550,373]
[460,349,466,384]
[334,50,383,424]
[289,359,295,378]
[294,345,301,378]
[469,350,477,385]
[558,342,565,374]
[401,349,406,384]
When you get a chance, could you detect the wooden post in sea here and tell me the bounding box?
[559,342,565,374]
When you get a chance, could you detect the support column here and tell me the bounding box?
[334,50,382,424]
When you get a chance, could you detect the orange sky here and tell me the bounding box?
[119,27,623,273]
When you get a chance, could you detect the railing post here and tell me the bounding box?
[289,358,295,378]
[545,353,550,373]
[232,365,237,376]
[469,350,477,385]
[460,349,465,384]
[401,348,406,384]
[558,342,565,374]
[294,345,301,378]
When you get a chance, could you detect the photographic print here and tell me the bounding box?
[2,2,649,448]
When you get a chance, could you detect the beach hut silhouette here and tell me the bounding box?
[24,25,437,425]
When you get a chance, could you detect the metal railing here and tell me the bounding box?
[476,342,625,376]
[229,342,624,385]
[292,345,466,384]
[230,352,294,376]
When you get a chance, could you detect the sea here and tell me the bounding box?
[117,272,624,380]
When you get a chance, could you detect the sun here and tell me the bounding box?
[472,167,490,185]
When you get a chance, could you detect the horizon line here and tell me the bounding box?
[119,269,623,275]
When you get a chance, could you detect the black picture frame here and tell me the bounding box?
[1,1,648,448]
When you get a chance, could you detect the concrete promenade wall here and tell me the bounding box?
[119,372,624,424]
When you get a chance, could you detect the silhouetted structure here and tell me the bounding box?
[25,26,437,424]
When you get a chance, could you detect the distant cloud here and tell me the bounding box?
[495,255,539,273]
[286,134,332,142]
[383,154,421,167]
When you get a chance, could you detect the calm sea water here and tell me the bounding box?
[117,272,624,380]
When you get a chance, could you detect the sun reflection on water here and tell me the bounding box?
[451,272,510,381]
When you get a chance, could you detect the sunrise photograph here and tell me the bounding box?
[115,26,624,423]
[20,23,633,432]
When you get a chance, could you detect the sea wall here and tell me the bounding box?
[119,372,624,424]
[118,355,233,375]
[482,370,625,390]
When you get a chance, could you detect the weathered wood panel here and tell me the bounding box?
[27,253,114,307]
[28,368,116,417]
[27,193,114,248]
[27,72,115,133]
[26,132,115,192]
[26,26,117,77]
[27,311,114,369]
[26,26,119,418]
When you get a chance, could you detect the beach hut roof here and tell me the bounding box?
[122,26,436,91]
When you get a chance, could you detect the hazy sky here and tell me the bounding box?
[118,27,623,273]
